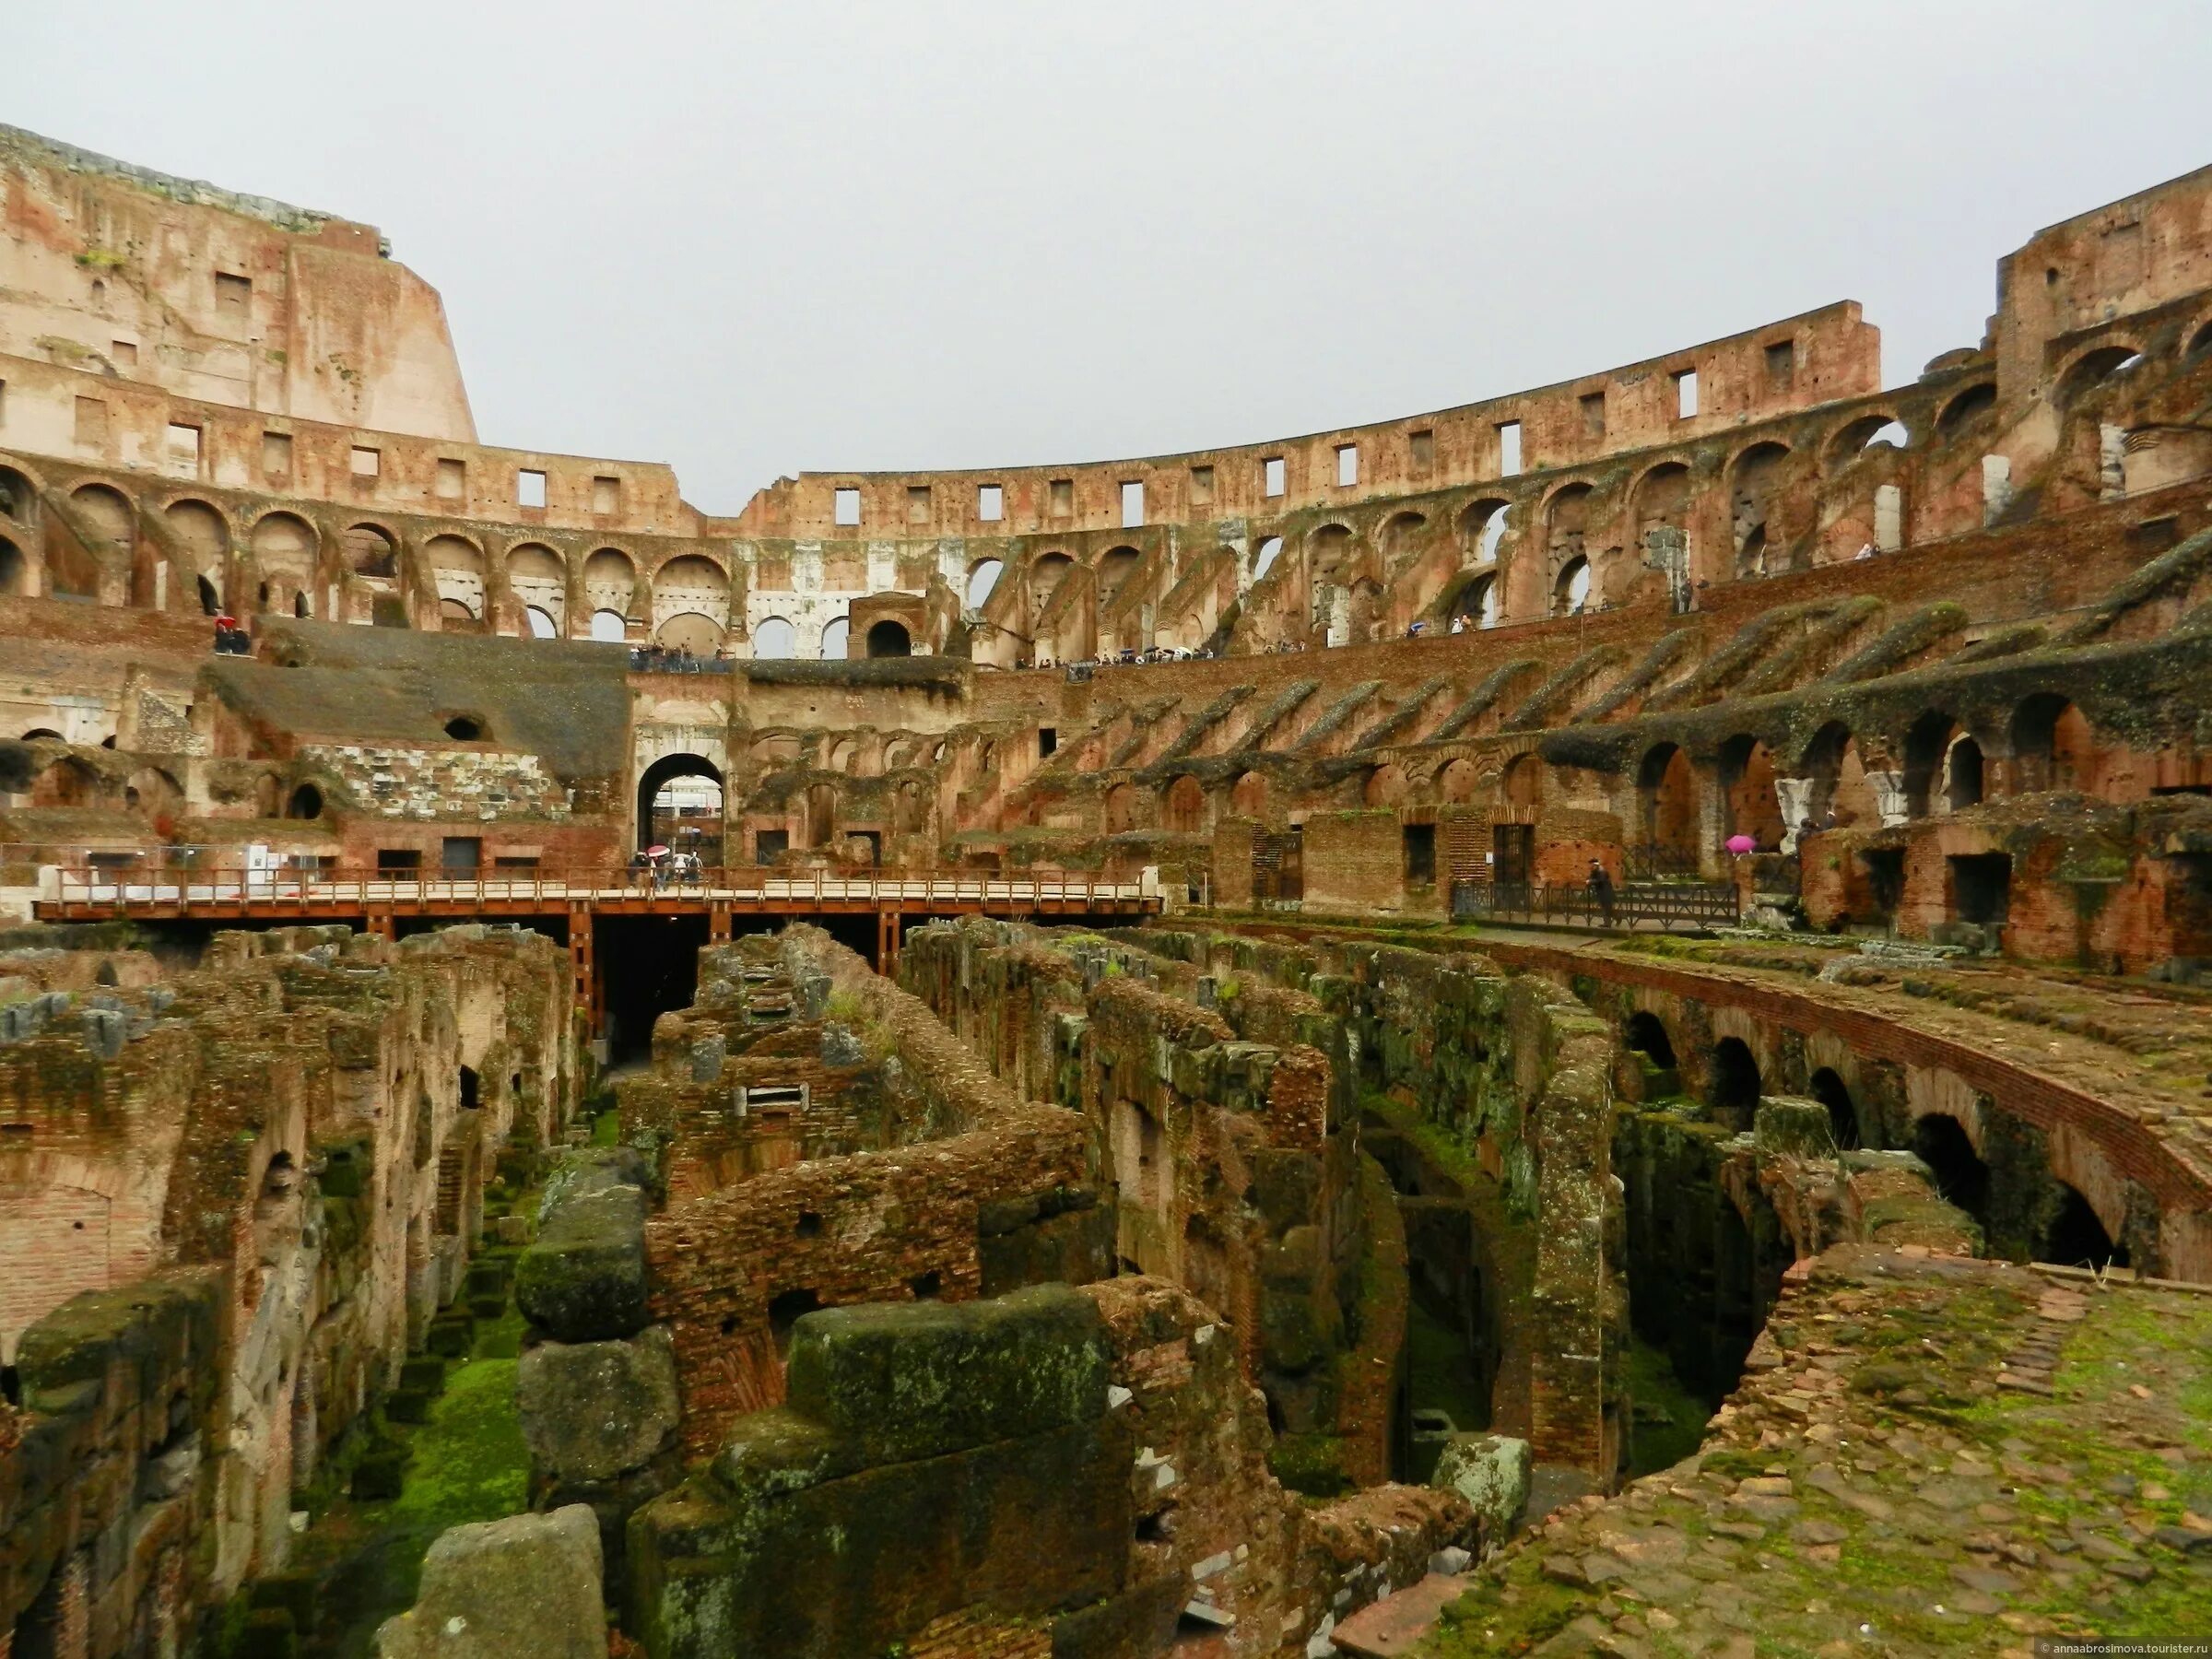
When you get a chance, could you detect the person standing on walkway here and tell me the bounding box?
[1587,858,1616,926]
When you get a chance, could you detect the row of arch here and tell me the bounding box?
[1618,1011,2128,1269]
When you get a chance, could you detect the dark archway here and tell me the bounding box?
[1912,1113,1990,1225]
[1624,1011,1677,1069]
[636,752,725,860]
[1707,1038,1761,1130]
[2042,1185,2126,1271]
[865,619,912,658]
[1807,1067,1859,1150]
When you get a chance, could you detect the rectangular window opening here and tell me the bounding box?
[1495,420,1522,476]
[1674,369,1699,419]
[1764,340,1795,389]
[215,272,251,316]
[977,483,1003,522]
[1335,443,1359,488]
[518,468,547,509]
[1408,429,1435,474]
[165,422,202,469]
[440,837,482,872]
[112,339,138,369]
[376,848,423,872]
[75,396,109,447]
[833,486,862,526]
[906,484,932,524]
[1049,478,1074,518]
[349,445,381,478]
[755,829,791,864]
[1263,456,1286,498]
[1188,465,1214,507]
[262,431,292,476]
[1403,823,1437,885]
[1039,726,1057,757]
[592,475,621,515]
[1580,391,1606,438]
[435,457,465,499]
[1120,480,1145,528]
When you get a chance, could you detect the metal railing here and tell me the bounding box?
[39,865,1157,912]
[1453,879,1739,930]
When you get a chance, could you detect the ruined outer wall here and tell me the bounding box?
[0,124,476,441]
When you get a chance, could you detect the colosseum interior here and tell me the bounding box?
[4,118,2212,1659]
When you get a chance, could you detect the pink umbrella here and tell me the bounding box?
[644,844,670,858]
[1725,834,1758,855]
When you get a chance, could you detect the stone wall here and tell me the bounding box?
[0,922,579,1655]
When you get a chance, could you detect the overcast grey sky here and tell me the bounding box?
[13,2,2211,513]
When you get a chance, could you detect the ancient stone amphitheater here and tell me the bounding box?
[4,121,2211,1658]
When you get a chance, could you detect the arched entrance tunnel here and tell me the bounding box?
[636,751,726,865]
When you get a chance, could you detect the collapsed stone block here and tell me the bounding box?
[374,1503,606,1659]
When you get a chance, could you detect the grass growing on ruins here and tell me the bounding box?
[281,1300,531,1657]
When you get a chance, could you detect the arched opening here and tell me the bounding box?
[287,783,324,820]
[1162,775,1206,833]
[637,753,725,862]
[0,465,35,527]
[1097,546,1141,605]
[1902,711,1963,818]
[1380,511,1428,561]
[1800,722,1877,830]
[818,616,850,660]
[69,483,134,546]
[195,573,219,616]
[1912,1114,1990,1225]
[2009,693,2091,794]
[1029,551,1075,615]
[582,547,636,619]
[1437,759,1477,803]
[1545,485,1592,578]
[653,555,731,639]
[1624,1011,1681,1098]
[339,524,395,583]
[525,606,558,639]
[965,559,1004,609]
[443,714,485,741]
[655,612,723,655]
[425,534,485,623]
[0,536,23,596]
[1252,536,1284,582]
[1453,571,1498,629]
[441,594,481,626]
[1230,771,1269,818]
[1945,735,1985,812]
[164,499,229,569]
[865,619,912,658]
[1552,555,1591,617]
[1718,735,1785,850]
[1624,1012,1677,1070]
[753,616,797,659]
[1936,383,1997,438]
[506,542,565,633]
[1706,1037,1761,1129]
[590,608,627,642]
[1730,442,1791,575]
[1827,414,1910,470]
[2190,319,2212,360]
[769,1288,824,1360]
[1104,782,1139,835]
[1500,753,1544,812]
[1807,1068,1859,1150]
[1363,764,1407,807]
[1637,743,1699,864]
[2056,344,2141,406]
[2042,1184,2126,1271]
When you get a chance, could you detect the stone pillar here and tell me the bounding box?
[1775,776,1814,850]
[1865,768,1910,828]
